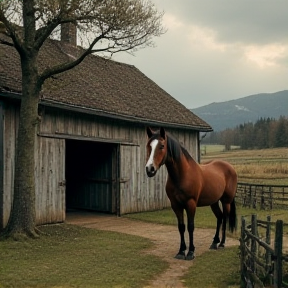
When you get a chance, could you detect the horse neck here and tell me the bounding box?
[164,149,201,185]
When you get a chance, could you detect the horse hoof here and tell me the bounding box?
[218,243,225,249]
[174,251,186,260]
[186,251,195,261]
[209,243,218,250]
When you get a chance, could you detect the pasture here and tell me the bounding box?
[201,145,288,185]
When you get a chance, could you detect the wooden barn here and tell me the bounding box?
[0,25,212,229]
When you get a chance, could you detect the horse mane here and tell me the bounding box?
[166,133,193,162]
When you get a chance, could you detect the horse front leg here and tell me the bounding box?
[186,200,196,260]
[171,203,186,260]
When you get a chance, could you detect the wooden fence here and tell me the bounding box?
[236,183,288,210]
[240,214,288,288]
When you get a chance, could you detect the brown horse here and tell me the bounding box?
[145,127,237,260]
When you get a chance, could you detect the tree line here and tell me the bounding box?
[202,116,288,150]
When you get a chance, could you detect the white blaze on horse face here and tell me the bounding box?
[146,139,159,170]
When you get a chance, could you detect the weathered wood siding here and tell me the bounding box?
[34,137,65,225]
[1,104,199,227]
[38,108,199,215]
[1,103,66,227]
[2,102,18,228]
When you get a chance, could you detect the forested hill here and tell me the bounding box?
[191,90,288,131]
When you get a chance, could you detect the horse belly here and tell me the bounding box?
[197,185,225,207]
[197,196,220,207]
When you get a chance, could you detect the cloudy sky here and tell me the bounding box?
[114,0,288,109]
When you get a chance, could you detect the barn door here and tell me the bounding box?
[66,140,117,213]
[35,137,66,224]
[119,144,140,215]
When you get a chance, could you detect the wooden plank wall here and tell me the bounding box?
[1,105,199,227]
[2,103,17,228]
[2,104,66,227]
[34,137,65,225]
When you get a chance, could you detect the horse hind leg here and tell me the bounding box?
[210,202,223,250]
[218,202,233,248]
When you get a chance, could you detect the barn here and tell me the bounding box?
[0,25,212,229]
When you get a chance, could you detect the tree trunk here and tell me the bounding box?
[2,53,41,239]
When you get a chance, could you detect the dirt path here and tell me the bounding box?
[66,211,239,288]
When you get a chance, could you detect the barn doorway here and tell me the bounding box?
[65,139,119,214]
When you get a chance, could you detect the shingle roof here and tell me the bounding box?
[0,36,212,131]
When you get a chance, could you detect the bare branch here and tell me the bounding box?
[0,10,24,53]
[39,31,107,83]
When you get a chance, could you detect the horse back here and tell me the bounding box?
[199,160,237,203]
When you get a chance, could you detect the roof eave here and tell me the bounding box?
[0,92,213,132]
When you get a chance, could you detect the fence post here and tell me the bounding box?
[240,216,246,287]
[251,214,257,273]
[266,215,272,286]
[274,220,283,288]
[261,189,264,210]
[249,185,252,208]
[269,187,273,210]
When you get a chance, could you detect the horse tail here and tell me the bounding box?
[228,198,237,232]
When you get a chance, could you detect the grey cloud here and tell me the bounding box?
[155,0,288,45]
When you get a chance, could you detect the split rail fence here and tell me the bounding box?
[240,214,288,288]
[236,183,288,210]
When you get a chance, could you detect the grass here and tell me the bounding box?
[125,205,288,238]
[1,205,287,288]
[201,144,240,154]
[182,246,241,288]
[0,224,168,288]
[125,205,288,287]
[201,146,288,185]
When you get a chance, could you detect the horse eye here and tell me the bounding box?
[159,144,164,150]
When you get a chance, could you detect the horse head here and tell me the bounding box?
[145,127,167,177]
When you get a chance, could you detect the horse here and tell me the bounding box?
[145,127,237,260]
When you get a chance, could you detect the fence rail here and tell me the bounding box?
[240,214,288,288]
[236,182,288,210]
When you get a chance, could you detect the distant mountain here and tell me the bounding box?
[191,90,288,131]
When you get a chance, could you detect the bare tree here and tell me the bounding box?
[0,0,165,239]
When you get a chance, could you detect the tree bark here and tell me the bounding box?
[3,53,41,238]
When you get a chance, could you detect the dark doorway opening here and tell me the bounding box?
[65,139,118,214]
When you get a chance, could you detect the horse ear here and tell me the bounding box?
[160,127,166,139]
[146,127,153,138]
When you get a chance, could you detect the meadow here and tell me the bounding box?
[201,145,288,185]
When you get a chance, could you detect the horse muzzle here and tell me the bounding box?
[146,165,157,177]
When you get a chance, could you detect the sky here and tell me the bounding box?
[113,0,288,109]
